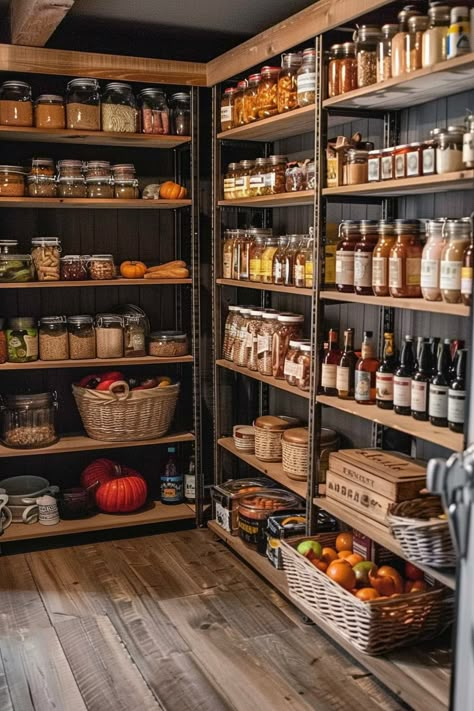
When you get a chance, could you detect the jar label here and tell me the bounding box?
[223,252,233,279]
[448,389,466,424]
[160,476,183,503]
[440,260,462,291]
[274,261,283,280]
[221,105,233,124]
[249,175,265,187]
[245,331,254,348]
[461,266,473,295]
[184,474,195,500]
[406,151,420,177]
[368,157,380,182]
[297,72,316,93]
[372,256,387,287]
[324,245,336,285]
[257,334,272,354]
[355,371,371,401]
[354,252,372,288]
[24,334,38,358]
[294,264,304,282]
[376,372,393,401]
[406,257,421,286]
[234,177,245,188]
[389,257,402,288]
[336,366,350,392]
[284,359,301,378]
[264,172,273,188]
[394,154,405,178]
[249,258,262,280]
[336,251,354,287]
[393,375,412,407]
[422,147,435,175]
[411,380,427,412]
[421,258,440,288]
[305,261,313,287]
[261,257,274,279]
[429,384,448,419]
[321,363,337,389]
[381,156,393,180]
[223,178,235,192]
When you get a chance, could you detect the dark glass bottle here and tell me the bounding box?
[393,335,415,415]
[429,339,451,427]
[336,328,358,399]
[355,330,380,404]
[411,340,432,421]
[160,446,184,504]
[430,337,440,376]
[376,331,397,409]
[321,329,341,396]
[448,349,467,433]
[449,339,465,381]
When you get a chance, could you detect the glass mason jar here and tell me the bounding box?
[355,25,381,87]
[86,176,114,199]
[148,331,188,357]
[233,307,253,367]
[114,178,139,199]
[68,315,96,359]
[0,391,58,449]
[31,236,61,281]
[123,314,146,357]
[34,94,65,129]
[421,219,445,301]
[243,74,260,124]
[223,305,241,361]
[406,15,429,72]
[66,78,101,130]
[0,80,33,126]
[138,88,170,134]
[60,254,88,281]
[272,313,304,379]
[232,80,247,127]
[170,92,191,136]
[284,339,308,385]
[340,42,357,94]
[95,314,124,359]
[354,220,379,295]
[88,254,115,280]
[389,219,422,298]
[257,66,280,119]
[297,48,316,106]
[328,44,344,97]
[285,161,307,192]
[27,175,58,198]
[58,176,87,198]
[257,311,280,375]
[249,157,268,197]
[381,147,395,180]
[57,159,83,179]
[282,234,302,286]
[246,309,265,371]
[30,158,55,177]
[436,127,464,174]
[277,52,302,113]
[422,3,450,67]
[239,160,254,199]
[377,24,398,81]
[223,162,237,200]
[220,87,236,131]
[84,160,111,178]
[294,237,310,287]
[392,6,422,77]
[273,236,289,284]
[249,235,266,282]
[101,82,137,133]
[111,163,136,181]
[267,154,287,195]
[6,316,38,363]
[346,149,369,185]
[372,221,396,296]
[222,229,235,279]
[440,218,471,303]
[39,315,69,361]
[0,165,24,196]
[231,229,245,280]
[336,220,361,292]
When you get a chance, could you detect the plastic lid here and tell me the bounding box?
[149,330,187,341]
[277,313,304,323]
[31,237,60,245]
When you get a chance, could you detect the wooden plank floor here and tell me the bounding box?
[0,529,408,711]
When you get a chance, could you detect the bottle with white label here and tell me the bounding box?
[336,328,357,399]
[321,329,340,395]
[376,332,397,409]
[297,48,316,107]
[440,218,471,304]
[354,220,379,296]
[355,331,380,404]
[462,238,473,306]
[421,219,444,301]
[335,220,361,293]
[411,340,432,421]
[393,335,415,415]
[372,221,396,297]
[429,339,452,427]
[448,348,467,433]
[185,456,196,504]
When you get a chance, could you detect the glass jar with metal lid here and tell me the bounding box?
[138,88,170,134]
[237,159,254,199]
[273,313,304,379]
[354,220,379,295]
[57,159,83,178]
[123,314,146,357]
[84,161,112,178]
[267,154,287,195]
[0,253,31,283]
[372,221,396,296]
[111,163,136,181]
[31,158,55,177]
[170,92,191,136]
[436,126,465,174]
[282,234,303,286]
[0,80,33,126]
[246,309,265,371]
[297,48,316,106]
[260,237,279,283]
[34,94,65,129]
[238,488,302,552]
[66,78,101,130]
[368,149,381,181]
[377,24,398,81]
[101,82,137,133]
[60,255,88,281]
[27,175,58,198]
[68,315,96,359]
[421,219,445,301]
[233,307,253,367]
[278,52,302,113]
[257,66,280,119]
[0,391,58,449]
[0,239,18,254]
[249,157,268,197]
[88,254,115,280]
[220,87,237,132]
[336,220,362,292]
[58,176,86,198]
[406,15,429,72]
[440,218,472,303]
[95,314,124,358]
[422,3,450,67]
[31,237,61,281]
[86,176,114,199]
[114,178,139,199]
[243,74,261,124]
[223,305,242,361]
[231,229,244,278]
[0,165,25,196]
[296,343,312,391]
[392,6,422,77]
[340,42,357,94]
[256,311,280,376]
[6,316,38,362]
[346,148,369,185]
[354,25,381,87]
[148,330,188,357]
[328,44,344,97]
[389,219,422,298]
[39,316,69,361]
[284,339,309,386]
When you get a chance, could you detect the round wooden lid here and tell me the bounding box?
[254,415,291,431]
[282,427,308,444]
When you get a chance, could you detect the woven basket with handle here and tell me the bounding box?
[72,380,179,441]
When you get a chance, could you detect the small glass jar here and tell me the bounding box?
[220,87,236,132]
[297,48,316,106]
[406,15,429,72]
[88,254,115,280]
[246,309,264,371]
[392,7,422,77]
[336,220,362,293]
[0,165,25,196]
[381,147,394,180]
[60,255,88,281]
[394,144,410,179]
[243,74,260,124]
[257,66,280,119]
[0,239,18,254]
[85,160,111,178]
[6,316,38,363]
[340,42,357,94]
[436,127,464,174]
[86,176,114,199]
[123,314,146,357]
[421,219,445,302]
[284,339,307,386]
[282,234,302,286]
[114,179,139,199]
[405,142,422,177]
[34,94,65,129]
[170,92,191,136]
[68,315,96,359]
[31,237,61,281]
[223,306,241,361]
[0,80,33,126]
[440,218,471,304]
[111,163,136,181]
[102,82,137,133]
[285,161,307,192]
[0,392,58,449]
[0,253,33,282]
[278,52,302,113]
[27,175,58,198]
[355,25,380,87]
[267,154,287,195]
[372,220,396,296]
[368,149,381,181]
[39,315,69,361]
[57,176,87,198]
[95,314,124,359]
[57,159,83,179]
[377,24,398,82]
[149,330,188,357]
[328,44,344,97]
[354,220,379,295]
[389,219,422,298]
[138,88,170,134]
[249,157,268,197]
[422,3,450,67]
[31,158,55,177]
[223,163,237,200]
[66,78,101,130]
[273,236,289,285]
[346,149,369,185]
[297,343,312,391]
[272,313,304,379]
[422,140,437,175]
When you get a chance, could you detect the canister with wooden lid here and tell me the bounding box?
[254,415,293,462]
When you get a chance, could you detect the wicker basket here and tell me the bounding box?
[254,416,293,462]
[281,533,454,655]
[387,497,456,569]
[282,427,308,480]
[72,380,179,441]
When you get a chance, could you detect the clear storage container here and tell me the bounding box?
[35,94,65,129]
[0,80,33,126]
[0,391,58,449]
[68,315,96,359]
[102,82,137,133]
[95,313,124,358]
[39,316,69,361]
[138,88,170,134]
[31,237,61,281]
[66,78,101,130]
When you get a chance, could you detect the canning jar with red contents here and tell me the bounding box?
[272,313,304,379]
[354,220,379,295]
[138,88,170,135]
[335,220,361,293]
[389,219,422,298]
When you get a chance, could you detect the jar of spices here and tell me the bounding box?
[272,313,304,379]
[461,235,473,306]
[297,48,316,106]
[328,45,343,97]
[27,175,58,198]
[421,219,445,301]
[389,219,422,298]
[355,25,380,88]
[296,343,312,391]
[406,15,429,72]
[39,316,69,361]
[246,309,264,371]
[243,74,260,124]
[422,3,450,67]
[95,314,124,358]
[440,218,471,303]
[31,158,55,177]
[34,94,65,129]
[138,88,170,134]
[102,82,137,133]
[222,306,241,360]
[0,165,25,196]
[224,162,238,200]
[340,42,357,94]
[0,392,58,449]
[249,157,268,197]
[60,255,88,281]
[123,315,146,357]
[57,159,83,179]
[285,161,307,192]
[368,149,381,181]
[58,176,87,198]
[68,315,96,359]
[88,254,115,280]
[257,66,280,119]
[86,176,114,199]
[336,220,361,293]
[114,179,139,199]
[354,220,379,295]
[85,161,111,178]
[31,237,61,281]
[0,239,18,254]
[266,154,287,195]
[0,80,33,126]
[436,127,464,174]
[381,147,395,180]
[220,87,236,131]
[277,52,302,113]
[261,237,279,284]
[284,339,307,386]
[249,235,266,282]
[372,221,396,296]
[392,6,422,77]
[257,312,280,376]
[170,92,191,136]
[273,237,289,284]
[66,78,101,131]
[346,148,369,185]
[6,316,38,363]
[377,24,398,82]
[394,144,410,179]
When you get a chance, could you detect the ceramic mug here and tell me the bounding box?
[0,494,12,534]
[36,495,59,526]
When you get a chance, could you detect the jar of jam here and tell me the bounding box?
[60,255,88,281]
[340,42,357,94]
[389,219,422,298]
[354,220,379,295]
[284,339,308,385]
[421,219,445,302]
[440,218,471,304]
[233,80,247,127]
[257,66,280,119]
[297,343,312,391]
[266,155,287,195]
[278,52,302,113]
[372,221,396,296]
[336,220,361,293]
[368,149,381,182]
[243,74,260,124]
[328,44,343,97]
[422,140,437,175]
[220,87,236,131]
[381,147,395,180]
[272,313,304,379]
[394,145,410,179]
[257,312,280,376]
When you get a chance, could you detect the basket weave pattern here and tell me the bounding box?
[281,533,454,655]
[72,381,179,441]
[254,427,284,462]
[282,440,308,480]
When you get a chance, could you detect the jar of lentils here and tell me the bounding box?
[66,78,101,131]
[68,315,96,359]
[60,255,88,281]
[0,80,33,126]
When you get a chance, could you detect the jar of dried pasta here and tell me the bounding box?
[0,81,33,126]
[257,311,279,376]
[88,254,115,280]
[27,175,58,197]
[257,66,279,119]
[267,154,287,195]
[31,237,61,281]
[243,74,260,124]
[220,87,236,131]
[233,80,247,127]
[66,78,101,130]
[0,166,25,196]
[297,48,316,107]
[35,94,65,129]
[272,313,304,379]
[278,53,302,113]
[246,309,264,371]
[86,176,114,199]
[102,82,137,133]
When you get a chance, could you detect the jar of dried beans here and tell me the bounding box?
[86,176,114,199]
[66,78,101,131]
[277,52,302,113]
[1,392,58,449]
[243,74,260,124]
[58,177,86,198]
[272,313,304,379]
[138,88,170,134]
[220,87,236,131]
[35,94,65,129]
[297,48,316,106]
[27,175,58,198]
[355,25,380,87]
[223,305,241,360]
[377,24,398,82]
[233,307,253,367]
[0,80,33,126]
[257,66,279,119]
[31,237,61,281]
[68,315,96,359]
[257,311,280,376]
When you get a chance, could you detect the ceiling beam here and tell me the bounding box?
[10,0,76,47]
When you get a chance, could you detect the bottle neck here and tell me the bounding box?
[343,332,354,351]
[361,340,374,359]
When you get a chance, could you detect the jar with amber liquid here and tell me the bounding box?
[304,231,315,288]
[273,236,289,284]
[223,162,238,200]
[336,220,361,293]
[222,230,235,279]
[250,157,269,196]
[440,218,471,304]
[328,45,343,97]
[354,220,379,295]
[389,219,422,298]
[372,221,396,296]
[243,74,260,124]
[294,237,310,288]
[249,236,266,282]
[257,66,279,119]
[220,87,236,131]
[231,163,244,199]
[261,238,279,284]
[340,42,357,94]
[277,53,302,113]
[267,155,287,195]
[233,80,247,127]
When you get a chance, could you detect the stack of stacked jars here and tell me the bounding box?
[328,4,471,96]
[0,78,190,135]
[220,48,316,131]
[223,306,310,390]
[335,217,472,306]
[222,228,314,288]
[223,155,314,199]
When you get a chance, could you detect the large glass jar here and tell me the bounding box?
[243,74,260,124]
[31,237,61,281]
[273,237,289,284]
[57,159,83,179]
[440,218,471,304]
[233,307,253,367]
[34,94,65,129]
[340,42,357,94]
[88,254,115,280]
[422,3,450,67]
[406,15,429,72]
[336,220,361,293]
[233,81,247,127]
[58,176,86,198]
[60,255,88,281]
[170,92,191,136]
[68,315,96,359]
[377,24,398,82]
[0,80,33,126]
[85,160,111,179]
[0,392,58,449]
[282,234,301,286]
[266,154,287,195]
[123,314,146,357]
[95,314,124,358]
[261,237,279,284]
[114,179,139,199]
[249,157,268,197]
[249,236,266,282]
[0,165,25,196]
[355,25,380,87]
[392,6,422,77]
[272,313,304,379]
[223,305,241,361]
[220,87,236,131]
[246,310,264,371]
[354,220,379,295]
[102,82,137,133]
[277,52,302,113]
[27,175,58,198]
[6,316,38,363]
[389,219,422,298]
[86,176,114,199]
[257,312,280,375]
[66,78,101,130]
[0,253,33,282]
[421,219,445,301]
[138,88,170,135]
[372,221,396,296]
[223,162,237,200]
[297,48,316,106]
[222,229,235,279]
[39,316,69,361]
[257,66,279,119]
[328,44,343,97]
[436,127,464,174]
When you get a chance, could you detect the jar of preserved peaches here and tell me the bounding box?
[336,220,361,292]
[243,74,260,124]
[233,80,247,127]
[272,313,304,379]
[257,311,280,376]
[220,87,236,131]
[257,66,280,119]
[389,219,422,298]
[277,53,302,113]
[266,155,287,195]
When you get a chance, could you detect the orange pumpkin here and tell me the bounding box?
[159,181,187,200]
[120,261,147,279]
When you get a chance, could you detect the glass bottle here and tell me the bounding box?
[450,339,465,381]
[335,220,361,293]
[321,329,341,396]
[461,237,473,306]
[160,447,184,504]
[389,219,422,298]
[411,340,432,421]
[448,348,467,433]
[392,6,422,77]
[185,456,196,504]
[355,330,380,404]
[377,24,398,82]
[243,74,260,124]
[273,236,289,284]
[328,44,344,97]
[340,42,357,94]
[220,87,236,131]
[376,332,397,409]
[422,3,450,67]
[393,335,415,415]
[170,92,191,136]
[447,6,471,59]
[282,234,301,286]
[297,48,316,107]
[256,66,280,119]
[354,220,379,295]
[355,25,381,88]
[372,220,396,296]
[406,15,429,72]
[336,328,358,399]
[440,218,471,303]
[278,52,302,113]
[429,339,451,427]
[421,219,445,301]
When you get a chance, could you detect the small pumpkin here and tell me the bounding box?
[120,260,147,279]
[95,465,147,513]
[159,181,187,200]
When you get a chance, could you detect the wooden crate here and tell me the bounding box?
[326,470,396,525]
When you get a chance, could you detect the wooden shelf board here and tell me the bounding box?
[0,355,193,370]
[0,198,192,209]
[216,359,310,399]
[217,104,315,142]
[0,278,192,289]
[218,437,307,499]
[317,395,463,451]
[216,278,312,296]
[2,501,195,543]
[320,290,470,317]
[313,496,455,590]
[322,171,474,198]
[0,125,191,148]
[323,53,474,111]
[0,431,195,458]
[218,191,314,208]
[208,520,451,711]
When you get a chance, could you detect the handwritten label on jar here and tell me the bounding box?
[336,251,354,286]
[393,376,411,407]
[355,371,371,401]
[221,106,233,125]
[284,360,303,379]
[411,381,427,412]
[297,73,316,93]
[354,252,372,288]
[321,363,337,389]
[448,389,466,424]
[421,258,440,288]
[440,260,462,290]
[429,384,448,418]
[372,256,388,287]
[257,334,272,354]
[376,372,393,401]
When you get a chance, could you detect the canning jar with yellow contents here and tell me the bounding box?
[261,238,279,284]
[223,163,238,200]
[257,66,280,119]
[277,53,302,113]
[249,236,266,282]
[243,74,260,124]
[220,87,236,132]
[249,157,269,197]
[233,81,247,127]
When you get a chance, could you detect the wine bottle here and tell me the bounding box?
[376,332,397,410]
[429,338,451,427]
[411,339,432,421]
[355,330,380,404]
[449,339,465,381]
[336,328,357,399]
[430,337,440,376]
[393,335,415,416]
[321,329,340,396]
[448,348,467,433]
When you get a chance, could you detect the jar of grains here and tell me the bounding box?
[220,87,236,131]
[257,66,280,118]
[0,81,33,126]
[138,88,170,134]
[422,3,450,67]
[123,314,146,357]
[60,255,88,281]
[39,316,69,361]
[246,309,264,371]
[170,92,191,136]
[328,44,344,97]
[421,219,445,301]
[34,94,65,129]
[436,127,464,174]
[86,176,114,199]
[6,316,38,363]
[102,82,137,133]
[278,52,302,113]
[272,313,304,379]
[85,160,111,178]
[148,331,188,357]
[88,254,115,280]
[340,42,358,94]
[267,154,287,194]
[58,176,87,198]
[284,339,308,386]
[27,175,58,198]
[297,48,316,106]
[389,219,422,298]
[440,218,471,303]
[1,392,58,449]
[57,159,84,179]
[223,305,242,361]
[297,343,312,391]
[68,315,96,359]
[31,158,55,177]
[243,74,260,124]
[114,179,139,199]
[31,237,61,281]
[95,314,124,358]
[406,15,429,72]
[346,149,369,185]
[0,165,25,196]
[377,24,398,81]
[355,25,380,87]
[392,6,422,77]
[257,311,280,376]
[66,78,101,130]
[111,163,136,181]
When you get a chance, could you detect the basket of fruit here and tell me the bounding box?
[387,496,456,568]
[280,531,454,655]
[72,372,179,442]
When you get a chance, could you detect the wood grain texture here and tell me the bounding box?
[10,0,75,47]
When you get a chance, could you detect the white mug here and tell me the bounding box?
[36,495,59,526]
[0,494,12,534]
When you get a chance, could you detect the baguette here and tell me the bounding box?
[144,268,190,279]
[146,260,186,272]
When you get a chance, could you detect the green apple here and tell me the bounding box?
[297,540,322,559]
[353,561,377,587]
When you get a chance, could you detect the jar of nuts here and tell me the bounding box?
[355,25,380,88]
[87,254,115,280]
[39,315,69,361]
[148,330,188,357]
[31,237,61,281]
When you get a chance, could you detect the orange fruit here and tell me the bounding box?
[337,550,353,560]
[321,547,338,564]
[326,560,356,590]
[355,587,380,601]
[335,532,353,553]
[345,553,364,567]
[405,579,428,593]
[311,559,328,573]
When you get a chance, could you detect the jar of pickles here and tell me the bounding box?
[272,313,304,379]
[233,80,247,127]
[267,155,287,195]
[257,66,280,119]
[6,316,38,363]
[243,74,260,124]
[257,311,280,376]
[277,53,302,113]
[35,93,66,129]
[297,48,316,106]
[220,87,236,131]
